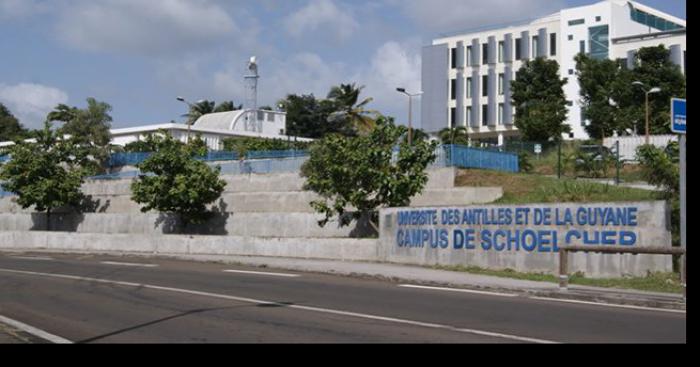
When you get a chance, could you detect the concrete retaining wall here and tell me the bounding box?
[0,231,379,262]
[0,212,368,238]
[379,201,673,278]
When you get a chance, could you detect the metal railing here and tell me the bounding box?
[558,245,687,299]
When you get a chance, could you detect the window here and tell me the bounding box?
[568,18,585,26]
[550,33,557,56]
[498,74,504,95]
[466,107,472,125]
[568,69,574,75]
[630,7,683,31]
[482,75,488,97]
[451,48,457,69]
[596,16,602,22]
[498,104,505,125]
[466,46,473,66]
[466,77,473,98]
[482,43,489,64]
[482,105,489,126]
[589,25,609,60]
[450,79,457,100]
[580,40,586,54]
[450,107,457,128]
[498,41,504,63]
[532,36,539,58]
[568,34,574,41]
[515,38,522,60]
[581,107,587,127]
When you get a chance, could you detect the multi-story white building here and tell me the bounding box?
[421,0,686,143]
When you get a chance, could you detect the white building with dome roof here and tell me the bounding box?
[109,109,311,151]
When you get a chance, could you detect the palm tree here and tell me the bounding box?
[326,83,378,135]
[438,126,469,146]
[183,100,242,125]
[214,101,243,113]
[403,128,430,144]
[183,100,215,126]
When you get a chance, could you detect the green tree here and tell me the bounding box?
[302,116,437,234]
[47,98,113,174]
[624,46,686,135]
[221,137,310,157]
[0,103,28,142]
[575,54,629,140]
[438,126,469,145]
[327,83,378,135]
[280,94,353,138]
[130,133,226,229]
[0,122,86,230]
[511,58,570,142]
[636,142,681,247]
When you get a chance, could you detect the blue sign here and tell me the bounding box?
[672,98,686,134]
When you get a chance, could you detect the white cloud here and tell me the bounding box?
[200,40,421,126]
[0,0,48,19]
[55,0,238,56]
[0,83,69,129]
[391,0,564,33]
[353,40,422,125]
[284,0,359,41]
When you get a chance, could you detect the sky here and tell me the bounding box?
[0,0,686,130]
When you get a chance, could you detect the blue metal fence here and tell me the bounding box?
[245,150,309,160]
[106,150,306,168]
[1,183,13,198]
[441,145,519,173]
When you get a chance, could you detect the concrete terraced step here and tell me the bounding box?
[0,212,366,238]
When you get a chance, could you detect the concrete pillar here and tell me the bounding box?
[471,69,481,128]
[504,33,513,63]
[626,50,637,70]
[456,41,466,127]
[670,44,683,73]
[471,38,481,66]
[488,36,497,65]
[521,31,530,61]
[488,68,497,127]
[538,28,548,58]
[504,66,514,125]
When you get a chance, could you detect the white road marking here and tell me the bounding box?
[0,315,73,344]
[0,268,557,344]
[399,284,518,298]
[10,256,55,261]
[530,296,686,314]
[100,261,159,268]
[223,270,300,278]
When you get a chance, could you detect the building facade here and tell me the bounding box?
[421,0,686,144]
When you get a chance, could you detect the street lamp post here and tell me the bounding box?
[396,88,422,145]
[176,96,204,144]
[632,82,661,145]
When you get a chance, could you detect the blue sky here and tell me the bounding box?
[0,0,686,130]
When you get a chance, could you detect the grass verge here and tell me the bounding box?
[431,265,684,294]
[455,169,659,204]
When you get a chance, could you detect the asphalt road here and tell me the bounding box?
[0,252,686,344]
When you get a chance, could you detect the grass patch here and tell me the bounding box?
[431,265,683,294]
[455,169,658,204]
